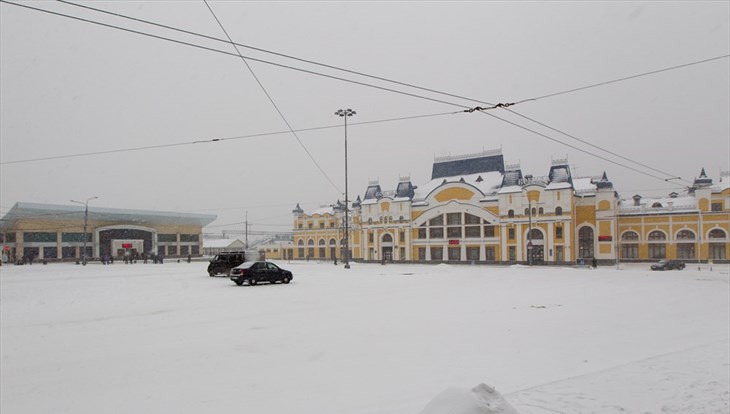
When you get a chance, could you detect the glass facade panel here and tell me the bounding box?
[43,247,57,259]
[191,246,200,255]
[62,232,91,242]
[466,247,479,261]
[180,234,199,242]
[447,213,461,225]
[418,248,426,261]
[167,246,178,256]
[429,215,444,226]
[180,246,190,255]
[429,228,444,239]
[158,234,176,242]
[485,246,496,261]
[447,227,461,238]
[24,232,57,242]
[430,247,443,261]
[448,247,461,260]
[484,226,495,238]
[62,246,76,258]
[465,214,480,225]
[465,226,480,238]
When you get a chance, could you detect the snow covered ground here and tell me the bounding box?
[1,261,728,413]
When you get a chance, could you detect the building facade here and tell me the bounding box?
[292,150,729,264]
[0,202,216,262]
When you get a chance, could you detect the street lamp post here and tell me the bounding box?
[335,108,356,269]
[70,197,98,265]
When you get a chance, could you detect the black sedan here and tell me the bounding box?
[651,260,686,271]
[230,261,293,286]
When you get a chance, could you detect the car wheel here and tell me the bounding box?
[248,278,257,286]
[234,280,243,286]
[209,272,216,277]
[282,276,290,284]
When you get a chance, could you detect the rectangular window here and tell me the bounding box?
[710,243,726,260]
[466,247,480,261]
[400,247,405,260]
[621,244,638,259]
[368,233,374,243]
[447,227,462,238]
[180,246,190,256]
[711,202,722,211]
[448,247,461,261]
[319,223,325,229]
[24,232,57,243]
[430,228,444,239]
[447,213,461,225]
[167,246,178,256]
[43,247,57,259]
[417,228,427,239]
[430,247,443,261]
[555,227,563,239]
[484,226,495,238]
[418,248,426,261]
[298,247,305,258]
[62,232,91,242]
[180,234,199,242]
[465,226,481,238]
[158,234,176,243]
[509,246,516,261]
[3,233,16,243]
[676,244,695,259]
[298,224,303,229]
[648,244,666,259]
[508,228,515,240]
[62,246,76,258]
[556,245,564,262]
[399,231,405,243]
[485,246,496,261]
[191,246,199,255]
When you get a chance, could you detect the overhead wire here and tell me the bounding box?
[0,111,457,165]
[2,0,725,186]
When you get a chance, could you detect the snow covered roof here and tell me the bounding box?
[572,177,597,196]
[619,195,697,215]
[431,150,504,179]
[0,202,217,229]
[413,171,504,202]
[203,239,245,248]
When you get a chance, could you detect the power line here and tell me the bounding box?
[203,0,341,194]
[0,111,458,165]
[3,0,720,185]
[516,55,730,103]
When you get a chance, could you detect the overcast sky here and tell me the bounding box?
[1,1,728,236]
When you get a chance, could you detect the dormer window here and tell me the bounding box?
[652,202,663,208]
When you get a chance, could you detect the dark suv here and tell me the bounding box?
[208,252,247,277]
[230,261,293,286]
[651,260,686,271]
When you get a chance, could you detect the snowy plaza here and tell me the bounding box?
[1,261,728,413]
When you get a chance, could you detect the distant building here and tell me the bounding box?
[0,202,216,262]
[202,238,246,256]
[292,150,729,264]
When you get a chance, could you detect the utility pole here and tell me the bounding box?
[335,108,356,269]
[70,196,98,266]
[245,211,249,248]
[527,200,533,266]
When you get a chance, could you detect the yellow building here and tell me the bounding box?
[0,202,216,263]
[292,151,729,264]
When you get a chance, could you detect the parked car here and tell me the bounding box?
[651,260,686,271]
[208,251,247,277]
[230,261,293,286]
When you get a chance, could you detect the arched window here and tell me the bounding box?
[676,230,695,240]
[382,234,393,243]
[297,239,305,258]
[578,227,594,259]
[647,231,666,259]
[318,239,326,259]
[508,209,514,218]
[621,231,639,259]
[708,229,727,261]
[675,230,695,259]
[648,231,666,240]
[307,239,315,258]
[555,206,563,216]
[524,208,529,216]
[531,207,537,216]
[538,207,544,215]
[528,228,544,239]
[621,231,639,241]
[652,202,663,208]
[368,218,373,225]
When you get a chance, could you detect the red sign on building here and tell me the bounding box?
[598,236,613,242]
[122,243,133,249]
[448,240,460,245]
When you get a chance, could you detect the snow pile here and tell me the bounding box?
[419,383,519,414]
